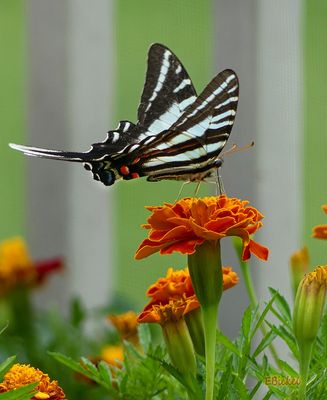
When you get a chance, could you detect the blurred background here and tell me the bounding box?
[1,0,326,338]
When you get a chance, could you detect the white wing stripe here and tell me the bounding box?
[173,79,191,93]
[144,50,171,112]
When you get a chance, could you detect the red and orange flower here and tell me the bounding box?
[135,195,269,262]
[312,205,327,239]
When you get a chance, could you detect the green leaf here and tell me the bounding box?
[0,383,37,400]
[252,330,277,358]
[0,357,16,381]
[138,323,151,352]
[251,295,277,339]
[97,361,113,387]
[268,288,292,324]
[216,331,241,357]
[277,360,298,377]
[80,356,98,375]
[241,306,253,340]
[233,374,250,399]
[249,381,262,399]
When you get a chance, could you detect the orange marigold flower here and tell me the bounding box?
[0,363,66,399]
[146,267,238,302]
[312,205,327,239]
[138,296,199,325]
[135,195,269,262]
[138,266,238,325]
[108,311,138,340]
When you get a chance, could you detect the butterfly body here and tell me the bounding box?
[10,44,239,187]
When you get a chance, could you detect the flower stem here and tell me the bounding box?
[188,240,223,400]
[202,305,218,400]
[239,258,258,307]
[298,341,313,400]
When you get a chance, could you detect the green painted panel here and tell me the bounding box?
[0,1,25,239]
[303,0,327,266]
[114,0,213,308]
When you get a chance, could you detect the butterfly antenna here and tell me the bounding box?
[221,141,255,158]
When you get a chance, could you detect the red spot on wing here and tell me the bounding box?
[120,165,130,175]
[131,172,140,179]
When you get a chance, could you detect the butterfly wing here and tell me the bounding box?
[119,69,239,181]
[136,43,197,137]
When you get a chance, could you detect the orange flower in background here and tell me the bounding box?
[108,311,139,347]
[0,363,66,399]
[312,205,327,239]
[138,267,238,324]
[135,195,269,262]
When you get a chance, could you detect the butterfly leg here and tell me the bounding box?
[215,169,225,195]
[194,181,202,197]
[175,181,190,202]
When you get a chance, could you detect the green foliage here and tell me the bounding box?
[2,276,327,399]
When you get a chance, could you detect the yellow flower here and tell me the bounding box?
[0,237,64,295]
[0,237,36,293]
[100,345,124,368]
[0,363,66,399]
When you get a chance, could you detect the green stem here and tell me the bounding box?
[202,305,218,400]
[239,259,258,307]
[233,238,280,368]
[298,341,313,400]
[188,240,223,400]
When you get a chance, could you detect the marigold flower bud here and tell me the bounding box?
[293,266,327,343]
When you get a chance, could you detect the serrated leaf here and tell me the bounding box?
[80,357,98,375]
[233,374,250,398]
[0,357,16,381]
[251,295,276,339]
[252,330,277,358]
[269,325,298,358]
[97,361,113,387]
[277,360,298,377]
[241,306,253,340]
[0,383,36,400]
[216,357,233,399]
[268,288,292,324]
[216,331,241,357]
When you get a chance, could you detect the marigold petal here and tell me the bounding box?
[160,239,203,255]
[135,239,169,260]
[322,205,327,214]
[147,207,179,230]
[148,225,191,242]
[243,239,269,261]
[189,219,226,240]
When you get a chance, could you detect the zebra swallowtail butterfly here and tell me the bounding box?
[10,43,239,186]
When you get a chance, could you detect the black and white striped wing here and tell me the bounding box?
[130,69,239,180]
[136,43,197,137]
